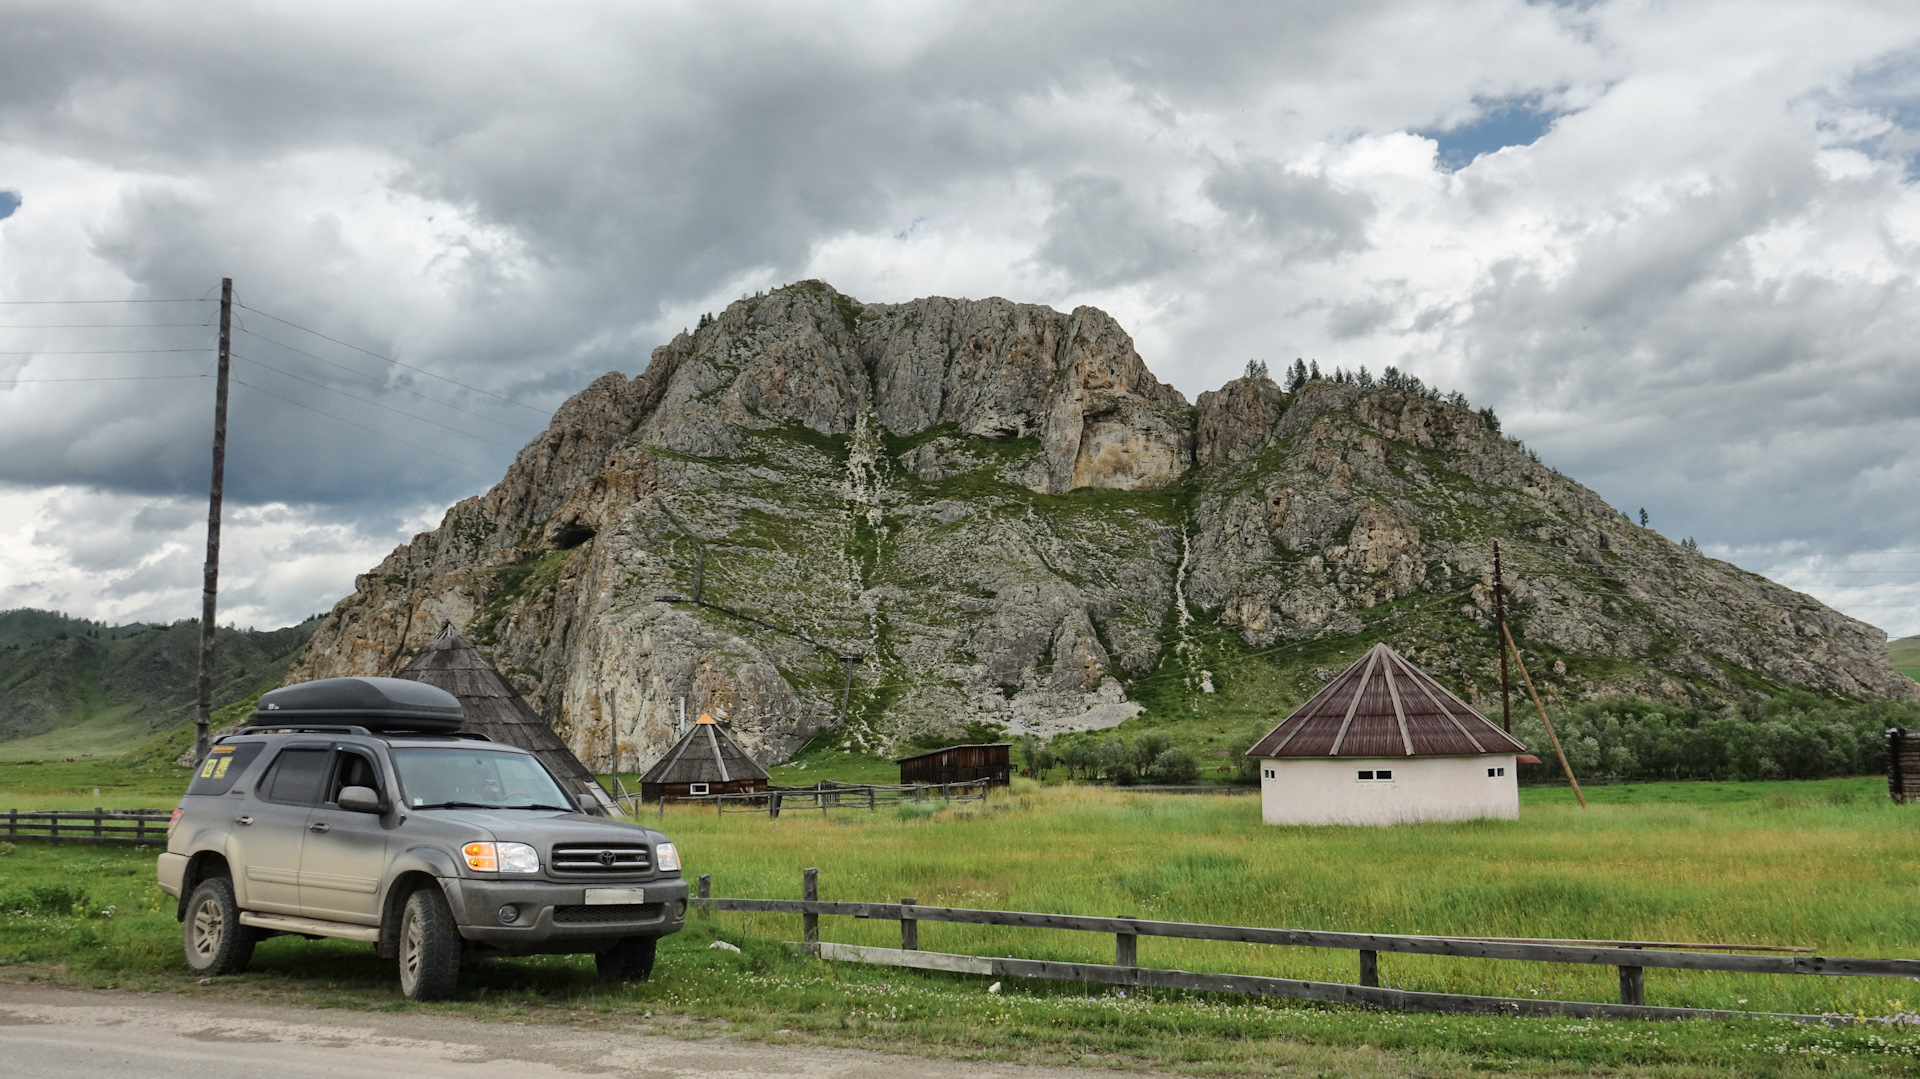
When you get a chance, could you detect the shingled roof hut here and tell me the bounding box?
[639,713,770,801]
[1246,643,1536,826]
[396,625,621,815]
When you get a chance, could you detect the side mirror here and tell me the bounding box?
[574,792,600,815]
[338,785,382,814]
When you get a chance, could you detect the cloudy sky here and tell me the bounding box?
[4,0,1920,638]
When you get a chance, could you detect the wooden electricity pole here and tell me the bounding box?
[1493,541,1511,733]
[193,278,232,764]
[1501,622,1586,808]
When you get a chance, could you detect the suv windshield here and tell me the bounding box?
[391,747,572,810]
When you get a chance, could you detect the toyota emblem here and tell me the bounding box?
[598,850,616,867]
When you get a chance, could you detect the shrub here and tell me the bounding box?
[1146,747,1201,784]
[1,882,90,916]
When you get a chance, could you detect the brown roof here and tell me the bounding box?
[1247,643,1527,758]
[396,624,615,806]
[893,743,1012,764]
[640,717,770,786]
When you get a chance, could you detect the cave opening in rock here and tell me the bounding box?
[550,523,597,550]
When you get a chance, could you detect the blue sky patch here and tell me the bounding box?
[0,191,19,220]
[1421,99,1559,171]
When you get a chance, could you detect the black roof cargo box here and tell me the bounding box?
[250,676,464,731]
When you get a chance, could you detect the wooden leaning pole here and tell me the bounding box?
[1501,622,1586,808]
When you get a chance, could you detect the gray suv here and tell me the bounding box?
[157,677,687,1000]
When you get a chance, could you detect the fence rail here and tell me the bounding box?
[3,808,170,846]
[627,781,992,818]
[691,868,1915,1022]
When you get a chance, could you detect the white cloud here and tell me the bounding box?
[2,0,1920,639]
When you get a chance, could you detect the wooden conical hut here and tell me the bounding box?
[397,624,621,815]
[639,713,770,801]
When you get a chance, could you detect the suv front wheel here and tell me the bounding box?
[397,887,462,1000]
[183,876,255,975]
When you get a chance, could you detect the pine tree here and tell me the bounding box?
[1287,359,1308,391]
[1639,508,1650,527]
[1244,359,1269,380]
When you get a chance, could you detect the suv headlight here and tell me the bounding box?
[463,842,540,873]
[655,842,680,872]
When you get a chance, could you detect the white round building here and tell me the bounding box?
[1246,643,1539,826]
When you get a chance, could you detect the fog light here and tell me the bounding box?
[497,904,520,924]
[673,899,686,919]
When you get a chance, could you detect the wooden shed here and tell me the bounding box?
[396,624,621,814]
[896,743,1012,787]
[1246,643,1533,826]
[1888,729,1920,803]
[639,713,770,801]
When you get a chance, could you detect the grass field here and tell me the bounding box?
[1891,635,1920,683]
[6,776,1920,1076]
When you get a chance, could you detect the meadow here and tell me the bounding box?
[6,775,1920,1075]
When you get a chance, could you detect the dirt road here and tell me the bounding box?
[0,983,1108,1078]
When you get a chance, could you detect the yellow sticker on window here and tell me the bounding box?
[213,757,230,778]
[211,745,234,754]
[199,758,219,778]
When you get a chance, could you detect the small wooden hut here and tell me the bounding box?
[639,713,770,801]
[895,743,1012,787]
[397,624,621,815]
[1246,643,1532,826]
[1888,729,1920,803]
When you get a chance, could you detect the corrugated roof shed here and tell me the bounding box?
[1248,643,1528,758]
[396,624,619,811]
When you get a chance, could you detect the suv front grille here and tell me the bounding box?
[553,902,663,925]
[550,843,651,875]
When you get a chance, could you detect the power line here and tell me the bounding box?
[0,298,208,305]
[229,377,495,475]
[234,301,554,416]
[234,326,539,436]
[0,348,209,355]
[0,322,215,329]
[230,351,521,450]
[0,374,210,384]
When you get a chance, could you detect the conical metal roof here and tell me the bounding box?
[1247,643,1527,758]
[397,624,619,810]
[640,714,770,786]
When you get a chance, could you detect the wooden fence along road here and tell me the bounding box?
[626,781,992,819]
[693,869,1920,1024]
[4,808,171,845]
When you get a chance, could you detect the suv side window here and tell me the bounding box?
[261,746,333,805]
[325,748,383,805]
[186,742,265,796]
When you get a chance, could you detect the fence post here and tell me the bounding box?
[94,807,103,843]
[1116,915,1137,967]
[697,873,710,900]
[1618,947,1644,1006]
[50,810,58,842]
[6,808,15,841]
[802,867,820,946]
[868,787,876,812]
[901,897,918,950]
[1359,950,1380,988]
[134,813,146,845]
[716,794,723,820]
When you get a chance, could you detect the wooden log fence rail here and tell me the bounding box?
[690,868,1919,1023]
[3,808,172,846]
[626,781,990,819]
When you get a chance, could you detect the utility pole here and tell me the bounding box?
[1493,540,1511,733]
[194,278,233,763]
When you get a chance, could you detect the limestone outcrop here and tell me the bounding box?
[288,281,1915,772]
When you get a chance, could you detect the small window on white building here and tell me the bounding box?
[1486,766,1506,778]
[1263,768,1275,779]
[1356,769,1393,782]
[689,783,709,795]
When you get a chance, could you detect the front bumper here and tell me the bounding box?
[448,875,689,951]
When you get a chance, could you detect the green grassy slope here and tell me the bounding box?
[1890,634,1920,681]
[0,616,317,760]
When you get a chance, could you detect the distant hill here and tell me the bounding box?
[0,611,318,761]
[1892,635,1920,683]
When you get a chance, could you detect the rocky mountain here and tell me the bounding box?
[288,281,1915,771]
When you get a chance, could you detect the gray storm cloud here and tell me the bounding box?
[3,1,1920,633]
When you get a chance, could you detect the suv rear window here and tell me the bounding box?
[187,742,264,796]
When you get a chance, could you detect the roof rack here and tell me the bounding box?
[235,724,493,741]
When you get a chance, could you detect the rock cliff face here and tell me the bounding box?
[288,281,1915,771]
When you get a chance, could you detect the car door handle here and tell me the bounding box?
[308,822,330,833]
[235,816,253,826]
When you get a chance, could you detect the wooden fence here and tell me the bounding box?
[630,781,991,819]
[3,808,171,846]
[691,868,1920,1023]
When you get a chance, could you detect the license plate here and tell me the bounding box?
[584,887,646,905]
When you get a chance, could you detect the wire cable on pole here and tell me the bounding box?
[230,351,521,450]
[233,326,539,435]
[229,377,496,475]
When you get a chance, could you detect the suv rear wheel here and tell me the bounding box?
[397,887,462,1001]
[595,936,657,983]
[183,876,255,975]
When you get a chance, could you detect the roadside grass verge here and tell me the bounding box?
[6,778,1920,1075]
